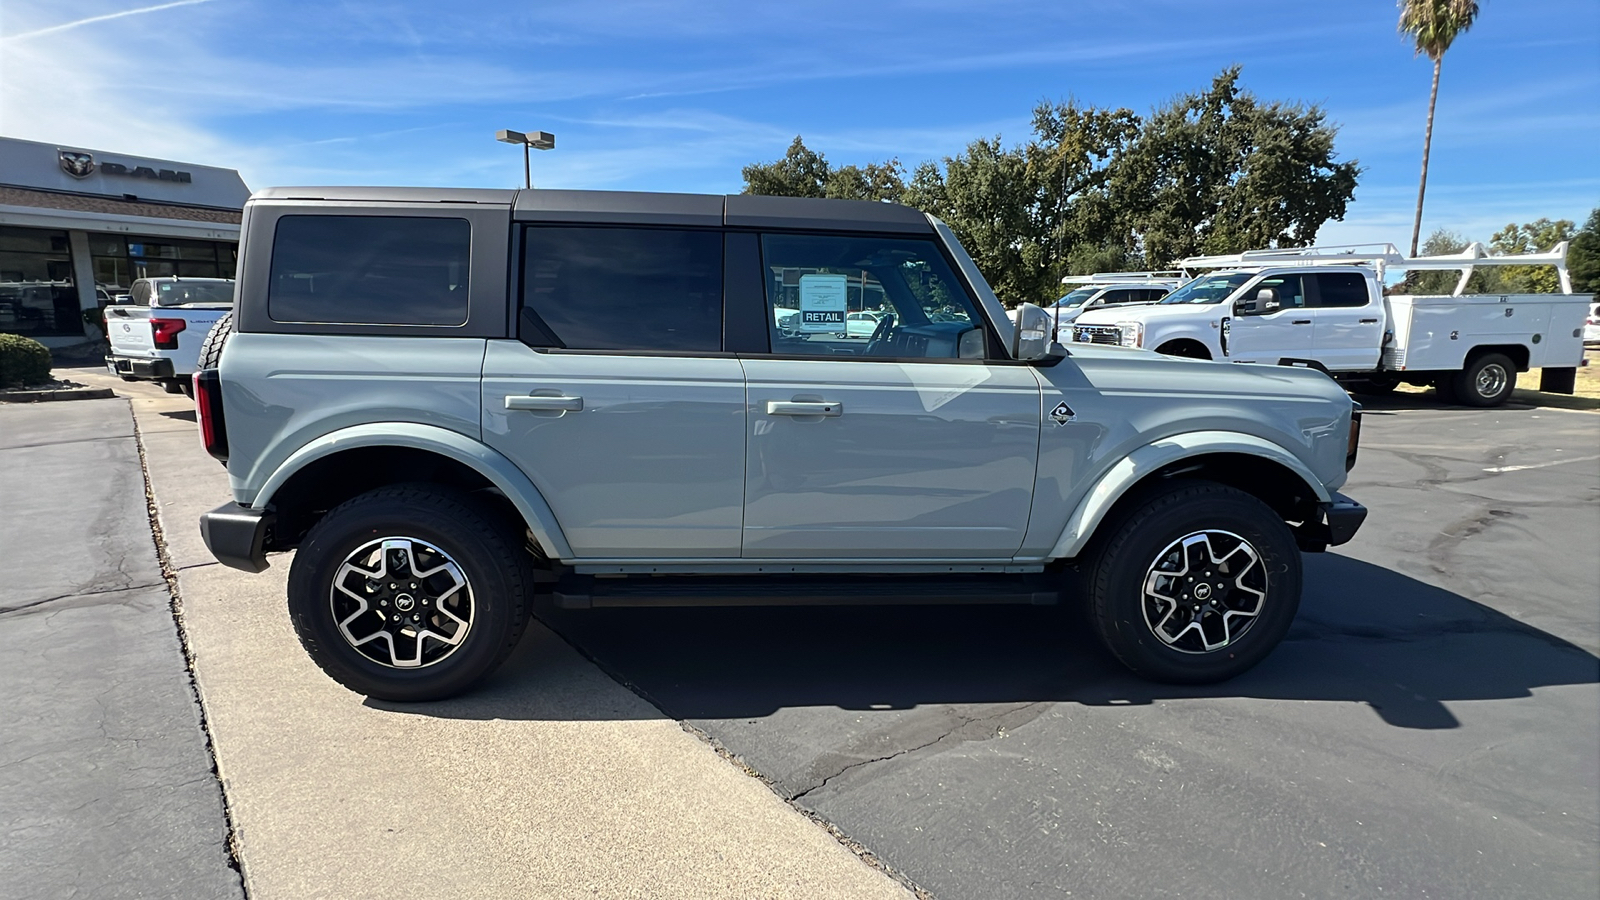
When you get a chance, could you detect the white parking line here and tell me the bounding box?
[1483,454,1600,474]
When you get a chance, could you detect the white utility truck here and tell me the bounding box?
[104,277,234,397]
[1070,243,1590,406]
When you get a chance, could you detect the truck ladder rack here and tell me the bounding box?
[1178,242,1574,295]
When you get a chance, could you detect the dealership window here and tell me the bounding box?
[0,226,81,336]
[88,233,237,298]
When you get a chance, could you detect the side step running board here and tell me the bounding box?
[549,574,1062,610]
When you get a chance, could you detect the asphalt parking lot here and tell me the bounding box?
[546,390,1600,899]
[4,369,1597,900]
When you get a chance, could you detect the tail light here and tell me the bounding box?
[151,317,186,349]
[194,369,229,461]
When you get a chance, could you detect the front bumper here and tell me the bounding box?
[105,355,175,380]
[1299,492,1366,551]
[198,502,275,573]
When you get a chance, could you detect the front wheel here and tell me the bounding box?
[287,485,533,701]
[1084,481,1302,683]
[1451,353,1517,407]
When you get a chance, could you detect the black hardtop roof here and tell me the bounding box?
[250,187,932,234]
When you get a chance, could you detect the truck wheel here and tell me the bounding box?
[1452,353,1517,407]
[197,311,233,371]
[287,484,532,701]
[161,380,185,394]
[1085,481,1301,684]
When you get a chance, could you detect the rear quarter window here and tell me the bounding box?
[268,216,471,325]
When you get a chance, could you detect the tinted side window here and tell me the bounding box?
[520,227,722,352]
[268,216,470,325]
[1316,273,1370,308]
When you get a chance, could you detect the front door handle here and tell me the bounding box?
[1291,319,1312,325]
[1359,317,1380,324]
[767,400,843,417]
[506,395,583,412]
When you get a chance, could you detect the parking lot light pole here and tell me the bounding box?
[495,129,555,189]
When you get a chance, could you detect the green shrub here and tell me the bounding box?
[0,334,52,388]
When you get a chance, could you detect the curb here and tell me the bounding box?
[0,386,117,403]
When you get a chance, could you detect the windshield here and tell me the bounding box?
[1159,273,1255,305]
[1051,288,1099,308]
[155,281,234,306]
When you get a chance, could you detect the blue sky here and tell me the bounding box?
[2,0,1596,245]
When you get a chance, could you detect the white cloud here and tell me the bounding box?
[0,0,217,43]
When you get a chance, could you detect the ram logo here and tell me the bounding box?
[59,151,95,178]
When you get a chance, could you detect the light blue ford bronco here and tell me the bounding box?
[192,187,1365,701]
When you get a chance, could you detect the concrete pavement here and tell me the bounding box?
[0,399,242,900]
[81,367,916,900]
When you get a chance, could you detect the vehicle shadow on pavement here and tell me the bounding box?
[1355,388,1600,413]
[395,554,1597,730]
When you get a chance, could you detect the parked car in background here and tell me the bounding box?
[105,276,234,397]
[1071,242,1591,407]
[836,309,885,338]
[1009,272,1182,336]
[1585,302,1600,346]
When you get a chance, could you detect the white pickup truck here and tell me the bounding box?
[104,277,234,397]
[1070,243,1591,406]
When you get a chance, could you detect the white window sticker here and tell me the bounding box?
[798,273,848,333]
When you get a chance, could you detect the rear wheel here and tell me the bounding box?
[161,380,185,394]
[1452,353,1517,407]
[1084,481,1301,683]
[287,484,533,701]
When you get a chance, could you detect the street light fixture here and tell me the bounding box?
[496,129,555,189]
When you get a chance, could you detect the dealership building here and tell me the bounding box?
[0,136,250,347]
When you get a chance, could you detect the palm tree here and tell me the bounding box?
[1399,0,1481,257]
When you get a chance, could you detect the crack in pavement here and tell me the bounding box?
[789,702,1049,803]
[0,582,168,617]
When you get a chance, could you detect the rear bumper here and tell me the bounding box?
[105,355,175,380]
[198,502,275,573]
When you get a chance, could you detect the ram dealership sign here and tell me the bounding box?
[0,136,247,209]
[58,150,194,184]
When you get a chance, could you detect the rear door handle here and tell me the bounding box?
[1359,318,1380,324]
[506,395,583,412]
[1292,319,1312,325]
[766,400,843,417]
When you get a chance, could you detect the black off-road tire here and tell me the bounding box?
[1451,352,1517,407]
[287,484,533,701]
[196,311,233,371]
[1084,481,1302,684]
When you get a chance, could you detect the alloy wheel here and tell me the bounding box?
[329,537,474,668]
[1142,530,1268,654]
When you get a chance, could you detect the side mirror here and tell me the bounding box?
[1234,288,1279,316]
[1012,303,1055,361]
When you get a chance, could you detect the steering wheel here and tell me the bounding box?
[862,313,896,356]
